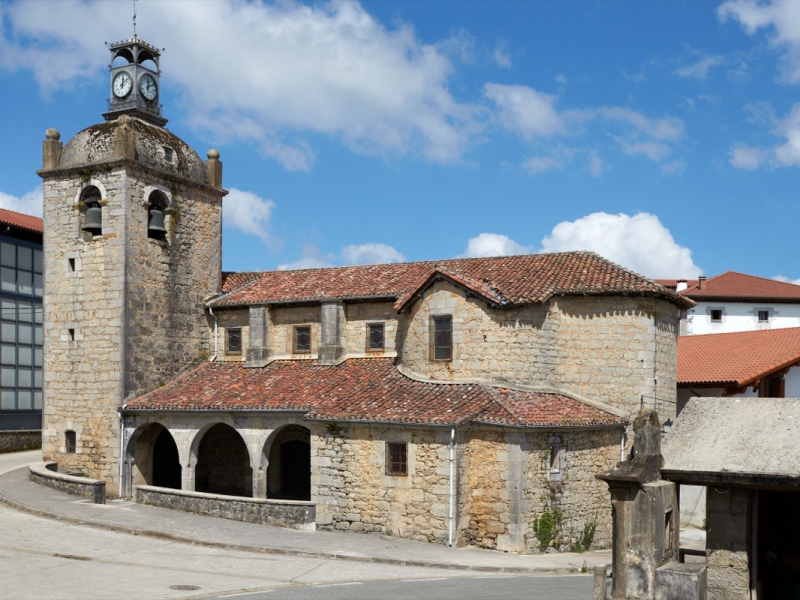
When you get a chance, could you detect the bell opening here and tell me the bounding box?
[81,200,103,237]
[147,191,169,242]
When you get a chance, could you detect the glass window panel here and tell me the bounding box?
[18,324,31,345]
[17,390,31,410]
[1,367,14,387]
[34,369,42,388]
[18,301,32,323]
[33,304,42,324]
[17,271,32,296]
[18,369,31,388]
[33,250,43,273]
[0,242,15,268]
[1,322,15,343]
[1,345,15,365]
[17,247,32,271]
[18,347,31,366]
[2,299,14,320]
[1,390,14,410]
[34,391,42,410]
[34,348,42,367]
[34,274,43,297]
[34,326,42,346]
[1,267,15,293]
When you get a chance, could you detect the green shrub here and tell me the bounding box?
[532,506,563,551]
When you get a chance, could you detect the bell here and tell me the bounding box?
[148,208,167,235]
[81,205,103,235]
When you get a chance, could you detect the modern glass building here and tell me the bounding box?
[0,208,43,431]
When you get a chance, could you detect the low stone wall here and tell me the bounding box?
[136,486,316,529]
[0,430,41,453]
[29,462,106,504]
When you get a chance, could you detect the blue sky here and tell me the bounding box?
[0,0,798,282]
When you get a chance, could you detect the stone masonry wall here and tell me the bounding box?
[706,487,751,600]
[344,302,397,356]
[398,281,679,420]
[0,429,41,453]
[459,426,621,553]
[215,308,248,361]
[270,306,321,358]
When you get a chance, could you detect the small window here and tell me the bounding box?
[758,310,769,322]
[68,328,75,341]
[68,258,75,272]
[710,309,722,322]
[368,323,384,351]
[293,326,311,354]
[432,316,452,361]
[163,147,174,163]
[227,328,242,355]
[549,444,561,474]
[386,442,407,475]
[65,430,76,454]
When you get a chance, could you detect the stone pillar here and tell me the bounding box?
[113,115,136,159]
[245,305,271,368]
[206,149,223,188]
[42,128,62,169]
[181,461,196,492]
[318,301,346,365]
[496,433,527,552]
[705,488,751,599]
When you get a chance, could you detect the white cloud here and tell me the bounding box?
[278,245,335,271]
[460,233,533,258]
[660,159,687,177]
[341,243,406,265]
[493,40,512,69]
[718,0,800,83]
[588,152,605,177]
[437,29,476,64]
[0,187,43,218]
[774,275,800,285]
[675,55,724,79]
[522,155,565,174]
[0,0,478,169]
[540,212,703,279]
[729,143,765,169]
[484,83,563,138]
[617,140,672,161]
[223,188,278,249]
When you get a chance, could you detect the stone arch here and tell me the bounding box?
[193,422,253,497]
[142,184,174,243]
[142,184,175,210]
[126,422,181,490]
[265,424,311,501]
[74,180,108,239]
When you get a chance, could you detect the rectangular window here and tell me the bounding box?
[710,309,722,322]
[367,323,385,351]
[293,325,311,354]
[432,316,452,361]
[226,328,242,355]
[758,310,769,322]
[65,431,76,454]
[386,442,408,475]
[760,377,785,398]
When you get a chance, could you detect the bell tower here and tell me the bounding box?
[38,35,226,488]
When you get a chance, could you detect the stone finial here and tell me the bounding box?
[205,149,223,188]
[42,128,63,169]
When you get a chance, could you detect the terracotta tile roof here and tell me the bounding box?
[209,251,692,310]
[653,279,698,291]
[0,208,43,234]
[673,271,800,302]
[221,271,263,294]
[124,358,626,428]
[677,327,800,387]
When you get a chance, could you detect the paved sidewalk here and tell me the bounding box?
[0,459,611,575]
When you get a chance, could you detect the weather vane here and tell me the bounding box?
[133,0,137,38]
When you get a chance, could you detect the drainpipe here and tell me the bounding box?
[118,413,125,498]
[208,307,218,362]
[448,427,456,547]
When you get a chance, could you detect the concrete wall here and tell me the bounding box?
[686,301,800,335]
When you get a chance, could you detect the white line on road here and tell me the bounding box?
[312,582,363,588]
[399,578,448,583]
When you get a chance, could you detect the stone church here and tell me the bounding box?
[37,35,691,553]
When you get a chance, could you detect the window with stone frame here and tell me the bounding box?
[367,323,385,352]
[548,436,564,480]
[226,328,242,355]
[293,325,311,354]
[65,430,76,454]
[758,310,769,322]
[386,442,407,476]
[431,315,452,361]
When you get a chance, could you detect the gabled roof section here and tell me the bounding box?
[395,265,505,312]
[123,358,626,428]
[677,327,800,387]
[208,251,692,311]
[670,271,800,302]
[0,208,43,234]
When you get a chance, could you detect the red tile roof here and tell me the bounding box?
[0,208,42,234]
[665,271,800,302]
[677,327,800,386]
[124,358,626,428]
[210,251,692,311]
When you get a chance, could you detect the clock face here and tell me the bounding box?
[112,72,132,98]
[139,74,158,101]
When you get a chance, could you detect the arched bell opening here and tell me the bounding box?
[146,190,168,241]
[266,425,311,501]
[112,49,134,67]
[79,186,103,238]
[128,422,180,489]
[195,423,252,497]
